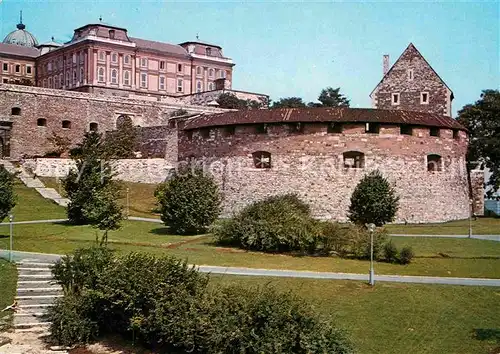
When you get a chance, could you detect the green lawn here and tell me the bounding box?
[0,259,17,328]
[212,276,500,354]
[10,180,66,221]
[386,217,500,235]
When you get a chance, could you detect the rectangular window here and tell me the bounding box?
[206,47,212,56]
[255,124,267,134]
[430,127,440,137]
[2,63,8,72]
[26,66,32,75]
[72,53,76,64]
[159,76,165,90]
[98,51,105,61]
[407,69,414,81]
[177,79,183,92]
[421,92,429,104]
[123,71,130,86]
[160,61,165,70]
[391,93,400,105]
[327,122,342,134]
[141,73,147,88]
[141,58,147,67]
[15,65,20,73]
[400,125,413,135]
[365,122,380,134]
[2,78,8,83]
[177,63,183,73]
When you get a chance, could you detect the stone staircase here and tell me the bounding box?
[14,259,62,332]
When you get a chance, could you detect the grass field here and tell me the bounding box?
[10,180,66,221]
[386,217,500,235]
[212,276,500,354]
[0,259,17,328]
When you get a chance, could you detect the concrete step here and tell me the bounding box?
[17,269,52,277]
[16,295,62,305]
[18,304,54,311]
[17,261,54,269]
[14,321,51,329]
[19,274,53,281]
[14,313,48,325]
[18,280,56,286]
[17,288,62,296]
[17,266,52,272]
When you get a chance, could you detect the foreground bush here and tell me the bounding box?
[0,165,16,222]
[155,166,221,234]
[48,248,354,353]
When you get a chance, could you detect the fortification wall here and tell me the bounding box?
[0,84,227,159]
[179,122,470,223]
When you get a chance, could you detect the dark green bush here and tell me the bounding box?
[383,241,399,263]
[155,166,221,234]
[316,221,351,256]
[399,246,415,265]
[348,226,388,260]
[48,248,354,353]
[0,165,16,222]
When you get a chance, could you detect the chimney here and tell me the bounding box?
[383,55,390,76]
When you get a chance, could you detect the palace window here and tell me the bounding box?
[97,67,105,82]
[177,79,183,92]
[420,92,429,104]
[160,61,165,70]
[72,53,77,64]
[73,70,77,84]
[124,55,130,65]
[123,71,130,86]
[2,63,8,72]
[177,63,183,73]
[37,118,47,127]
[111,53,118,63]
[62,120,71,129]
[430,127,440,137]
[109,30,115,39]
[98,51,105,61]
[140,57,147,67]
[208,82,214,91]
[89,122,98,132]
[365,122,380,134]
[2,79,8,83]
[252,151,271,169]
[343,151,365,169]
[26,65,32,75]
[140,73,147,88]
[209,68,214,77]
[400,125,413,136]
[11,107,21,116]
[111,69,118,84]
[427,154,442,172]
[159,76,165,90]
[80,67,84,82]
[48,77,52,88]
[196,66,202,76]
[391,93,400,105]
[66,71,70,86]
[327,122,342,134]
[60,74,63,87]
[206,47,212,56]
[15,65,20,73]
[222,70,227,78]
[196,80,202,93]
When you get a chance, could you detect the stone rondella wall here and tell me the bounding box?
[24,158,173,184]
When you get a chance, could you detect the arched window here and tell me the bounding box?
[209,68,214,77]
[196,80,202,93]
[111,52,118,63]
[73,69,77,84]
[427,154,442,172]
[123,71,130,86]
[343,151,365,169]
[11,107,21,116]
[80,67,84,82]
[97,67,105,82]
[98,51,105,61]
[116,114,132,129]
[37,118,47,127]
[208,82,214,91]
[48,77,52,88]
[62,120,71,129]
[196,66,202,75]
[111,69,118,84]
[124,55,130,65]
[252,151,271,169]
[89,122,98,132]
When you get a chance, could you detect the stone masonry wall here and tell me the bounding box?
[179,122,470,223]
[24,158,173,184]
[372,44,452,116]
[0,84,228,159]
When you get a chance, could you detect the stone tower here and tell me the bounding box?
[370,43,454,117]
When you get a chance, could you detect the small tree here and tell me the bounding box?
[311,87,350,107]
[271,97,307,108]
[217,93,246,109]
[155,166,221,234]
[104,115,137,159]
[0,166,16,222]
[64,132,123,243]
[348,170,399,226]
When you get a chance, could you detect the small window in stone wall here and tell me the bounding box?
[62,120,71,129]
[223,126,235,136]
[427,154,442,172]
[400,125,413,135]
[420,92,429,104]
[255,124,267,134]
[391,93,400,105]
[430,127,440,137]
[453,129,460,140]
[186,130,193,140]
[11,107,21,116]
[327,122,342,134]
[365,122,380,134]
[199,128,210,138]
[252,151,271,169]
[343,151,365,169]
[37,118,47,127]
[89,122,98,132]
[289,122,303,133]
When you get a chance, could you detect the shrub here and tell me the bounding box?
[0,165,16,222]
[155,167,221,234]
[348,170,399,226]
[212,194,319,253]
[349,226,388,260]
[399,246,415,265]
[316,221,351,256]
[383,241,399,263]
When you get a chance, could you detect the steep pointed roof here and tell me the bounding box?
[370,43,454,99]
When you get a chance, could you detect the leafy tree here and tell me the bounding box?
[457,89,500,195]
[104,115,137,159]
[311,87,350,107]
[63,132,123,243]
[348,170,399,226]
[47,132,72,157]
[216,92,246,109]
[155,166,221,234]
[271,97,307,108]
[0,165,16,222]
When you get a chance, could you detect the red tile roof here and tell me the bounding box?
[0,42,39,58]
[131,37,188,57]
[181,107,466,131]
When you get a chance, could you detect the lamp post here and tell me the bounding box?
[8,214,13,262]
[367,223,376,286]
[468,199,473,239]
[126,187,130,219]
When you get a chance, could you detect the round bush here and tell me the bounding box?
[399,246,415,264]
[383,240,399,263]
[156,166,221,234]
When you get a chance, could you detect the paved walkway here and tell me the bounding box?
[390,234,500,241]
[1,250,499,287]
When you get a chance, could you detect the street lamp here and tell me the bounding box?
[8,214,13,262]
[367,223,376,286]
[126,187,130,219]
[468,199,473,239]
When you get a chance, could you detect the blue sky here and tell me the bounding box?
[0,1,498,116]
